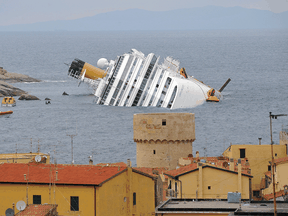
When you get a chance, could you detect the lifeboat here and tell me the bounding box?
[1,96,16,107]
[0,110,13,115]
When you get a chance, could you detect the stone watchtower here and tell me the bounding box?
[133,113,195,170]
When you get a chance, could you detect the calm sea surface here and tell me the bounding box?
[0,30,287,166]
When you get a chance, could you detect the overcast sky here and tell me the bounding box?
[0,0,288,26]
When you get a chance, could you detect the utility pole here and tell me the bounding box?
[269,112,287,216]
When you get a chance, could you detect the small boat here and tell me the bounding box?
[1,96,16,107]
[0,110,13,115]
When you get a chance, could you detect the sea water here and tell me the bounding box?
[0,30,287,165]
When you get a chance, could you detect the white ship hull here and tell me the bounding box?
[68,49,226,109]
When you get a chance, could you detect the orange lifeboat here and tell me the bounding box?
[0,110,13,115]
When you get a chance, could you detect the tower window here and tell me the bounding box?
[33,195,41,204]
[240,149,246,158]
[162,119,166,126]
[208,186,211,190]
[153,150,156,154]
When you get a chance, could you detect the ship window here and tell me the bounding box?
[240,149,246,158]
[71,196,79,211]
[162,119,166,126]
[33,195,41,204]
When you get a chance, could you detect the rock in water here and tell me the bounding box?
[62,91,69,96]
[18,94,40,100]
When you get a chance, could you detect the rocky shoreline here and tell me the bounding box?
[0,67,41,97]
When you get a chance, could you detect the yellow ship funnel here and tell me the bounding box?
[68,59,107,80]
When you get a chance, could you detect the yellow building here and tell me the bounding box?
[0,152,50,164]
[262,156,288,200]
[164,160,252,200]
[222,143,287,199]
[134,113,195,170]
[0,161,155,216]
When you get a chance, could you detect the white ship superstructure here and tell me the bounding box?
[68,49,230,109]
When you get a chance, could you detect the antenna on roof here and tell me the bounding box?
[66,120,78,164]
[30,138,33,153]
[37,139,41,153]
[5,208,14,216]
[35,155,41,163]
[16,201,26,211]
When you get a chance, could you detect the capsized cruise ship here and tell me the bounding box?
[67,49,230,109]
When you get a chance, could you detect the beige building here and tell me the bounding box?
[164,158,252,200]
[262,156,288,200]
[0,152,50,164]
[133,113,195,170]
[222,143,287,199]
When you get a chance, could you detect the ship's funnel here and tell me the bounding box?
[68,59,107,80]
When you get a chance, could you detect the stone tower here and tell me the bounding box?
[133,113,195,170]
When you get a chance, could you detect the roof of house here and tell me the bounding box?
[0,162,127,186]
[274,156,288,165]
[263,190,285,201]
[265,171,272,178]
[165,163,198,177]
[15,204,57,216]
[165,162,252,178]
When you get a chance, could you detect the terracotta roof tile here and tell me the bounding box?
[16,204,57,216]
[0,162,127,185]
[263,190,285,200]
[180,156,251,175]
[274,156,288,165]
[165,163,198,177]
[265,171,272,178]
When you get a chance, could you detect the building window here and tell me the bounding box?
[168,180,171,189]
[208,186,211,190]
[275,153,277,157]
[33,195,41,204]
[71,196,79,211]
[175,182,177,192]
[153,150,156,154]
[253,190,260,198]
[162,119,166,126]
[133,192,136,205]
[240,149,246,158]
[268,165,271,171]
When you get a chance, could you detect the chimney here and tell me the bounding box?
[258,138,262,145]
[89,159,93,165]
[127,159,131,167]
[229,158,234,171]
[196,151,199,159]
[56,171,59,181]
[24,174,27,181]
